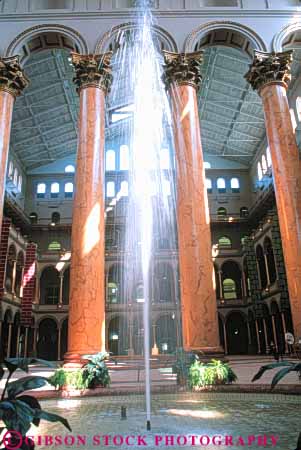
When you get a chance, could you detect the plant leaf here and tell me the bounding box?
[7,376,49,398]
[271,366,294,389]
[35,410,72,432]
[17,395,41,427]
[4,358,55,375]
[251,362,293,382]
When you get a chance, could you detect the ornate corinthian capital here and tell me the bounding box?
[162,51,203,90]
[71,52,113,94]
[0,56,29,97]
[245,50,293,93]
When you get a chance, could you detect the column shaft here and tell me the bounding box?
[169,83,220,352]
[65,86,106,363]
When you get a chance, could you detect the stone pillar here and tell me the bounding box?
[6,323,12,358]
[281,312,289,354]
[163,51,220,353]
[263,318,269,354]
[255,319,261,354]
[33,327,38,357]
[16,325,21,357]
[20,243,37,326]
[64,53,113,366]
[245,51,301,340]
[0,218,11,301]
[11,259,17,295]
[223,321,228,355]
[58,327,62,361]
[0,57,28,231]
[271,315,278,352]
[58,273,64,306]
[263,252,271,287]
[218,270,224,301]
[151,322,159,356]
[24,327,29,357]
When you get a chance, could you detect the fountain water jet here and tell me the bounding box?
[109,0,178,431]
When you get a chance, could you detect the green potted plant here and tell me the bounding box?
[0,357,71,450]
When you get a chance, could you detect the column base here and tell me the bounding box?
[151,344,159,356]
[127,348,135,356]
[63,352,90,368]
[183,345,225,359]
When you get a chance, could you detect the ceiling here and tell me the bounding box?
[10,44,299,172]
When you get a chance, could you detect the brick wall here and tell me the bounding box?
[21,242,37,326]
[0,218,11,301]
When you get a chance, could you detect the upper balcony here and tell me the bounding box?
[0,0,300,14]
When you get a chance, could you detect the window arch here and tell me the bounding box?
[218,236,232,249]
[64,164,75,173]
[40,267,60,305]
[51,212,60,225]
[48,241,61,251]
[217,177,226,193]
[204,162,211,169]
[257,162,263,181]
[37,183,46,198]
[107,264,123,304]
[8,161,13,179]
[120,145,129,170]
[206,178,212,193]
[160,148,170,170]
[106,181,115,198]
[266,147,272,168]
[17,175,22,192]
[106,150,116,171]
[153,263,174,303]
[256,244,267,290]
[120,180,128,197]
[217,207,227,219]
[221,260,242,299]
[50,182,60,198]
[230,177,240,193]
[64,182,73,198]
[261,154,267,174]
[240,207,249,218]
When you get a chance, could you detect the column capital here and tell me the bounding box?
[162,51,203,90]
[0,56,29,97]
[71,52,113,94]
[245,50,293,93]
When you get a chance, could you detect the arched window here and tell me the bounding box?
[206,178,212,193]
[256,244,267,290]
[261,154,267,174]
[8,161,13,179]
[217,177,226,193]
[13,168,18,186]
[217,207,227,219]
[218,236,232,249]
[120,145,129,170]
[17,175,22,192]
[264,237,277,285]
[120,180,128,197]
[106,181,115,198]
[154,263,174,303]
[37,183,46,198]
[222,260,242,299]
[50,182,60,198]
[230,177,240,193]
[240,207,249,218]
[40,267,60,305]
[204,162,211,169]
[223,279,237,299]
[64,164,75,173]
[48,241,61,251]
[29,212,38,224]
[64,182,73,198]
[160,148,170,170]
[106,150,116,171]
[266,147,272,167]
[51,212,60,225]
[135,284,144,303]
[257,162,263,181]
[107,265,123,303]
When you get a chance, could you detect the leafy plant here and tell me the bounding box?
[188,359,237,389]
[252,361,301,389]
[172,348,199,386]
[49,352,111,391]
[0,358,71,450]
[82,352,111,389]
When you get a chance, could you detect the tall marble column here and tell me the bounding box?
[245,51,301,341]
[0,57,28,230]
[163,51,221,353]
[64,53,112,366]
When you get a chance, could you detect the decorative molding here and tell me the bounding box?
[273,22,301,52]
[0,56,29,97]
[95,21,177,53]
[5,23,89,61]
[162,51,203,90]
[245,50,293,93]
[71,52,113,94]
[184,20,267,54]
